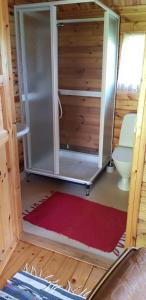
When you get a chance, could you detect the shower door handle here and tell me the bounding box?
[58,95,63,119]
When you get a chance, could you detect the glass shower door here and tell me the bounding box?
[17,6,59,174]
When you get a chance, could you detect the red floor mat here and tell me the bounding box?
[24,192,127,252]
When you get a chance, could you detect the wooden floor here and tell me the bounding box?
[0,241,107,295]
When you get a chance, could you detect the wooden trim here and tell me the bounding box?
[0,129,8,147]
[2,0,22,239]
[125,39,146,247]
[0,0,22,263]
[21,231,111,269]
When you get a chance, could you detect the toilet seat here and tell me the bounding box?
[112,146,133,163]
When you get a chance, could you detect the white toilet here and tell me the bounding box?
[112,113,137,191]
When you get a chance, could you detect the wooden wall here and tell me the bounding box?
[113,93,139,148]
[60,96,101,152]
[58,22,103,91]
[58,21,103,152]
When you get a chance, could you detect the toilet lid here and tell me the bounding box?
[112,146,133,163]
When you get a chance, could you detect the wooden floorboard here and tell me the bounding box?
[22,231,112,269]
[0,241,107,296]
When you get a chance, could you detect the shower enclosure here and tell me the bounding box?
[15,0,119,190]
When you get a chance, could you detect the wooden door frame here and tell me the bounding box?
[125,41,146,247]
[0,0,22,272]
[1,0,146,262]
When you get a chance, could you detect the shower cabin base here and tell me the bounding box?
[26,150,102,186]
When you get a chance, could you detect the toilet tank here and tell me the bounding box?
[119,113,137,147]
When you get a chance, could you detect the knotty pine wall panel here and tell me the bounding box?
[58,22,103,91]
[113,93,139,147]
[60,96,100,152]
[58,22,103,152]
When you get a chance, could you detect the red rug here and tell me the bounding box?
[24,192,127,252]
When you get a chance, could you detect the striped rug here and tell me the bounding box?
[1,271,87,300]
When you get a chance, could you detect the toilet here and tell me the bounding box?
[112,113,137,191]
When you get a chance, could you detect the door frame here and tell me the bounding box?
[0,0,21,272]
[125,41,146,247]
[1,0,146,265]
